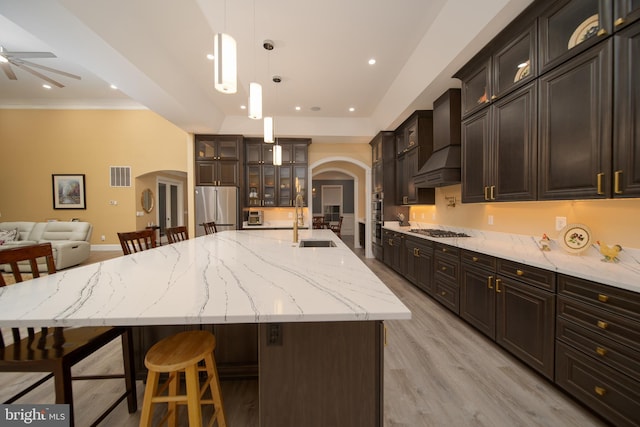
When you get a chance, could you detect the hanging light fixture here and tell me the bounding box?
[213,1,236,93]
[248,0,262,119]
[273,140,282,165]
[214,33,237,93]
[248,82,262,119]
[264,116,274,143]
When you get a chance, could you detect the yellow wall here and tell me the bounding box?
[135,172,188,231]
[0,109,190,245]
[410,185,640,249]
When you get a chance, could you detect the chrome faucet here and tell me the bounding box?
[293,193,304,243]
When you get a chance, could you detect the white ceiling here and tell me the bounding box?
[0,0,533,143]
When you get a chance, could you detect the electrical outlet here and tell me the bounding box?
[100,235,106,241]
[555,216,567,231]
[488,215,494,225]
[267,323,283,346]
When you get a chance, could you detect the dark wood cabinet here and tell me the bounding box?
[403,236,433,295]
[461,252,556,380]
[556,274,640,426]
[460,251,497,340]
[195,134,242,186]
[614,0,640,29]
[538,0,612,74]
[432,243,460,314]
[613,21,640,197]
[538,40,612,200]
[383,229,404,274]
[461,82,537,203]
[395,112,435,205]
[243,138,309,207]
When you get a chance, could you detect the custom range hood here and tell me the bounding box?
[414,89,462,188]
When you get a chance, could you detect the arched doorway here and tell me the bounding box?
[309,157,372,258]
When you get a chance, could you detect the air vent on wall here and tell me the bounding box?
[110,166,131,187]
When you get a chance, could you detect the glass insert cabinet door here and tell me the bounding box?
[247,165,261,206]
[278,167,292,206]
[263,166,276,206]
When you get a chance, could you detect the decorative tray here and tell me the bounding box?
[559,223,592,254]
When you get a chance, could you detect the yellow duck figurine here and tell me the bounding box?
[597,241,623,263]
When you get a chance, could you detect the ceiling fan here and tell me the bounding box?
[0,45,81,88]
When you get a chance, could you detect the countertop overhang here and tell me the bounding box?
[384,223,640,293]
[0,230,410,328]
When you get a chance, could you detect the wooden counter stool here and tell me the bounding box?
[139,330,226,427]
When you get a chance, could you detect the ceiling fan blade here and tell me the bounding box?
[13,62,64,88]
[4,51,56,59]
[1,62,17,80]
[19,59,81,80]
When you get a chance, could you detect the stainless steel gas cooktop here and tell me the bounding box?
[409,229,470,238]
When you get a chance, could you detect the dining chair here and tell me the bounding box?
[201,221,218,235]
[165,226,189,244]
[0,243,137,427]
[117,229,157,255]
[330,216,344,238]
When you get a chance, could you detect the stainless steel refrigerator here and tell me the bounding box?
[195,187,238,237]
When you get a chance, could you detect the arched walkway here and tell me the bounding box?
[309,157,372,258]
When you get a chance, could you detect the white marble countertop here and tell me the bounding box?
[383,222,640,294]
[0,230,410,328]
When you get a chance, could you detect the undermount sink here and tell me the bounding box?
[298,239,337,248]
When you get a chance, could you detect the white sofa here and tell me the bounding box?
[0,221,93,271]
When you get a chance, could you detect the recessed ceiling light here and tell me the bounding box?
[240,105,247,110]
[206,53,214,60]
[295,106,301,111]
[349,107,355,112]
[42,84,52,89]
[110,84,118,90]
[368,58,376,65]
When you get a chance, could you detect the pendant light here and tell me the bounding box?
[214,33,237,93]
[213,0,236,93]
[248,0,262,119]
[273,140,282,165]
[264,116,274,143]
[248,82,262,119]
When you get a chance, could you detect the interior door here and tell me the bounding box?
[157,180,182,241]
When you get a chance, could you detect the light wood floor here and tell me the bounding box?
[1,239,606,426]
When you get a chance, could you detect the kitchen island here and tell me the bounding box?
[0,229,410,426]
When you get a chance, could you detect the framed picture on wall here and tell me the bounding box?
[52,174,86,209]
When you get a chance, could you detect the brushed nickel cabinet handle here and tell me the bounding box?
[491,95,497,100]
[594,386,606,396]
[614,17,625,27]
[495,278,502,293]
[414,248,420,257]
[516,269,524,276]
[597,173,604,195]
[384,325,388,347]
[441,291,447,296]
[484,186,489,201]
[472,256,479,262]
[490,185,496,200]
[487,276,494,289]
[596,347,607,356]
[441,248,448,253]
[614,170,623,194]
[441,266,447,271]
[598,294,609,303]
[597,320,608,330]
[597,28,607,36]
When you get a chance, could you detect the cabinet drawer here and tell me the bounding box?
[434,277,459,314]
[558,274,640,322]
[461,250,496,271]
[497,259,555,291]
[557,317,640,382]
[558,296,640,352]
[433,243,459,259]
[556,341,640,427]
[435,256,459,281]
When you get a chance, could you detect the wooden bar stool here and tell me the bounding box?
[139,331,226,427]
